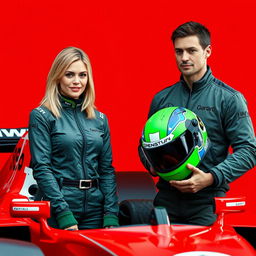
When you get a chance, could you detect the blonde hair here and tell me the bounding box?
[41,47,96,118]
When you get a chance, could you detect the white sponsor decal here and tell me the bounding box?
[37,107,46,114]
[13,207,39,211]
[99,112,104,119]
[226,201,246,207]
[0,128,27,137]
[12,199,29,202]
[173,252,230,256]
[149,132,160,142]
[143,133,174,148]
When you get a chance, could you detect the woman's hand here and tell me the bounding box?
[65,224,78,231]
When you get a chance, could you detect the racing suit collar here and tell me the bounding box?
[60,95,83,109]
[180,66,214,92]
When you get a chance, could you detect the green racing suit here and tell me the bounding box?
[139,67,256,225]
[29,96,119,229]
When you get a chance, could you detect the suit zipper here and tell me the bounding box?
[74,108,88,214]
[186,89,192,108]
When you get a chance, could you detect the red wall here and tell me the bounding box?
[1,0,255,207]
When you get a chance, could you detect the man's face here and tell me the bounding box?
[174,35,211,82]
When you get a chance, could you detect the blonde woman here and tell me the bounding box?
[29,47,119,230]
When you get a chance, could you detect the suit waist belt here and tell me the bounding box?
[62,178,98,189]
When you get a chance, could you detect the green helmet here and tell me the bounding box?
[140,107,210,181]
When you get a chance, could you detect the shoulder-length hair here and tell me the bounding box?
[41,46,96,118]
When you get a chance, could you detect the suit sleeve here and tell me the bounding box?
[29,109,77,227]
[98,114,119,216]
[210,93,256,186]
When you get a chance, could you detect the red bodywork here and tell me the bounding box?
[0,133,255,256]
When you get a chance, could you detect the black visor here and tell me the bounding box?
[144,130,194,173]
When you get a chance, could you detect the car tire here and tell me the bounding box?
[119,199,154,225]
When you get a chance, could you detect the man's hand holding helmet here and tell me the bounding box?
[169,163,214,193]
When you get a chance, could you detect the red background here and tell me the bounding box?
[1,0,255,223]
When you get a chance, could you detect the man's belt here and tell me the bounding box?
[62,178,98,190]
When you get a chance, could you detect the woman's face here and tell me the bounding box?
[59,60,88,99]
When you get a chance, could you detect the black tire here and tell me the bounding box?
[119,199,154,225]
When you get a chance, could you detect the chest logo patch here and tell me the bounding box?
[197,105,216,112]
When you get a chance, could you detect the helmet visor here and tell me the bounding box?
[144,130,194,173]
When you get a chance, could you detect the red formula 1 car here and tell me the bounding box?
[0,128,255,256]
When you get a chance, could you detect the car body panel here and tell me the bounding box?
[0,132,255,255]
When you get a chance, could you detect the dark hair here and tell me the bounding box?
[171,21,211,49]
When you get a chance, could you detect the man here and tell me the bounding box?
[139,21,256,226]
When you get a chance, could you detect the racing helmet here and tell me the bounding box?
[140,107,210,181]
